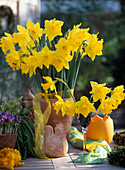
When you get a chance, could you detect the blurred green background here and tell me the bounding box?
[0,0,125,103]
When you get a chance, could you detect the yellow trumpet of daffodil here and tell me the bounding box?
[43,18,64,42]
[90,81,111,102]
[41,76,57,93]
[76,96,96,118]
[84,33,103,61]
[0,33,15,54]
[26,21,43,42]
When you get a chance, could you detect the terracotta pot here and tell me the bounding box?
[86,115,114,144]
[0,133,18,149]
[40,98,73,139]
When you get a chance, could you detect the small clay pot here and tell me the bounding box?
[0,133,18,149]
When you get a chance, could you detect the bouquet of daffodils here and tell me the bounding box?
[0,18,103,99]
[41,79,125,117]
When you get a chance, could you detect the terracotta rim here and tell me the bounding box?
[40,97,73,102]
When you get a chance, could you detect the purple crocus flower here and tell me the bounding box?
[0,118,5,123]
[16,116,22,123]
[8,114,15,122]
[0,112,6,118]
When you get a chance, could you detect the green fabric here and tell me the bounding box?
[69,126,111,164]
[71,139,111,153]
[69,126,83,143]
[73,152,104,164]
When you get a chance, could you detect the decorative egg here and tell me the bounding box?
[86,115,114,144]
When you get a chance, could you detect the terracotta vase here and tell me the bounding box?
[40,97,73,157]
[40,98,73,139]
[0,133,18,150]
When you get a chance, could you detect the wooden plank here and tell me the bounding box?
[14,158,54,170]
[14,167,54,170]
[52,154,76,169]
[22,158,52,162]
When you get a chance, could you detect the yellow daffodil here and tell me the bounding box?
[111,85,125,102]
[26,21,43,42]
[54,38,73,68]
[21,63,29,75]
[84,33,103,61]
[55,37,72,56]
[53,95,66,116]
[97,98,115,115]
[0,33,15,54]
[41,76,57,93]
[90,81,111,102]
[23,55,38,77]
[5,50,24,71]
[53,95,76,117]
[76,96,96,118]
[67,24,90,53]
[51,51,71,72]
[13,25,33,47]
[37,46,52,69]
[44,18,64,42]
[63,100,76,117]
[18,45,31,56]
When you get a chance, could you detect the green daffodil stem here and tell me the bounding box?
[89,95,93,102]
[55,77,76,102]
[73,52,81,89]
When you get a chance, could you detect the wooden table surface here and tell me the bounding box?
[1,129,125,170]
[13,141,124,170]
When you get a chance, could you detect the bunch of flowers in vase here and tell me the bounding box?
[0,18,105,158]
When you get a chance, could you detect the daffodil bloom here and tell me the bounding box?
[84,33,103,61]
[13,25,32,47]
[22,55,38,77]
[37,46,52,69]
[5,50,24,71]
[111,85,125,103]
[21,63,30,75]
[76,96,96,118]
[53,95,66,116]
[43,18,64,42]
[63,100,76,117]
[41,76,57,93]
[67,24,90,53]
[55,37,72,56]
[18,45,31,56]
[26,21,43,42]
[97,98,115,115]
[90,81,111,102]
[0,33,15,54]
[53,95,76,117]
[51,51,71,72]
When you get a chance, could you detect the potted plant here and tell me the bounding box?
[0,110,22,149]
[0,98,36,159]
[0,18,104,157]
